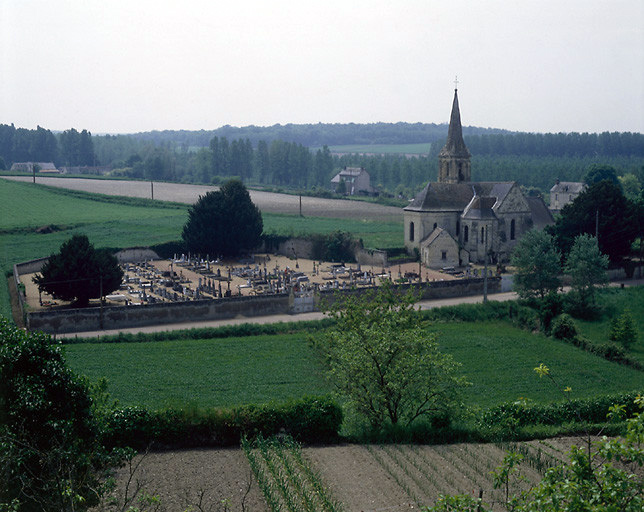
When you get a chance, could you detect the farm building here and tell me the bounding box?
[404,88,553,267]
[330,167,375,195]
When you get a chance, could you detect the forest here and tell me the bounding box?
[1,122,642,198]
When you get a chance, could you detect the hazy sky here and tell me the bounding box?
[2,0,643,135]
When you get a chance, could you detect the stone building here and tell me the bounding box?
[549,180,586,213]
[330,167,375,195]
[404,89,553,268]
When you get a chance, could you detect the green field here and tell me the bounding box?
[435,320,643,408]
[64,334,331,409]
[319,143,431,155]
[63,316,643,411]
[0,179,401,318]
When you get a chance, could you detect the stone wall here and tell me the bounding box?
[27,277,502,334]
[115,248,160,263]
[355,247,388,267]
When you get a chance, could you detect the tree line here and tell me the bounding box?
[0,124,95,169]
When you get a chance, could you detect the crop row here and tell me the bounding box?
[241,435,342,512]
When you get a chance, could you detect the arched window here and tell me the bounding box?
[510,219,516,240]
[409,221,415,242]
[464,225,469,242]
[433,222,438,230]
[456,220,460,236]
[481,227,485,243]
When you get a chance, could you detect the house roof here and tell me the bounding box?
[330,167,369,183]
[419,226,457,248]
[550,181,586,194]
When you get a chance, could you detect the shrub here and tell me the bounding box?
[98,395,342,450]
[609,308,639,349]
[551,314,577,340]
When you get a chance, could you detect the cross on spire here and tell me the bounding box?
[454,75,459,90]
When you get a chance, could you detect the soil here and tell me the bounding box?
[102,439,593,512]
[1,176,403,222]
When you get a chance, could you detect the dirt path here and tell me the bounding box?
[1,176,403,222]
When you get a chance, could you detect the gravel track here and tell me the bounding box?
[1,176,403,222]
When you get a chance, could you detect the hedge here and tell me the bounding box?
[98,395,343,450]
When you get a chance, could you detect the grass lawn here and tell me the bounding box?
[433,320,643,409]
[574,287,644,365]
[64,334,332,409]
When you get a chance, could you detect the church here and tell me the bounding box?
[404,88,553,269]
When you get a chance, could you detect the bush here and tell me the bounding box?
[609,309,639,349]
[551,314,577,340]
[98,395,343,450]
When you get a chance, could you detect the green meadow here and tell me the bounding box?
[0,179,401,318]
[64,313,643,411]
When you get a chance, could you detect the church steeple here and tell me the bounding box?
[438,87,471,183]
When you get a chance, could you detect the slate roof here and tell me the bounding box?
[550,181,586,194]
[330,167,369,183]
[462,196,498,220]
[526,196,555,228]
[438,89,471,159]
[404,181,516,212]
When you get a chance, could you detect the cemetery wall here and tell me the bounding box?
[26,277,501,335]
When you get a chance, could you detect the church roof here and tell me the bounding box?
[438,89,471,159]
[526,196,555,228]
[549,181,586,194]
[462,196,498,220]
[404,181,516,212]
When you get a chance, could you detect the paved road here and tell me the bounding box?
[59,291,519,339]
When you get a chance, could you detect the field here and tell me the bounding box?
[64,334,331,409]
[106,436,586,511]
[0,178,402,318]
[64,316,644,411]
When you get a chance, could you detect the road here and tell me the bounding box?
[59,291,519,339]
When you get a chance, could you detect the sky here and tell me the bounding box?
[1,0,643,135]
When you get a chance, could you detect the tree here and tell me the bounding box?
[564,234,608,313]
[33,235,123,307]
[0,318,114,511]
[584,163,620,185]
[320,283,468,430]
[609,308,639,349]
[510,229,561,300]
[182,179,263,258]
[547,180,639,263]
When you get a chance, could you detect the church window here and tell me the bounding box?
[409,222,415,242]
[433,222,438,230]
[456,220,460,236]
[464,225,469,242]
[510,219,516,240]
[481,227,485,243]
[442,251,447,260]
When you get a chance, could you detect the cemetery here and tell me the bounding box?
[15,252,501,334]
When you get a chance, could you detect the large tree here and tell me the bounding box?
[182,179,263,258]
[564,234,609,312]
[510,229,561,300]
[320,283,468,430]
[33,235,123,307]
[547,180,640,263]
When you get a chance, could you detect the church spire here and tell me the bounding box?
[438,87,471,183]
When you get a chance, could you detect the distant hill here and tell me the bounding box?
[127,122,513,148]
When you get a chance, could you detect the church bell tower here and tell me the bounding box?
[438,87,471,183]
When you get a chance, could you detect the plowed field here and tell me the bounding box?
[102,438,588,512]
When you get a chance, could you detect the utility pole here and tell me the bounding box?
[151,180,154,200]
[99,274,104,330]
[483,225,488,303]
[595,209,599,239]
[299,193,303,217]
